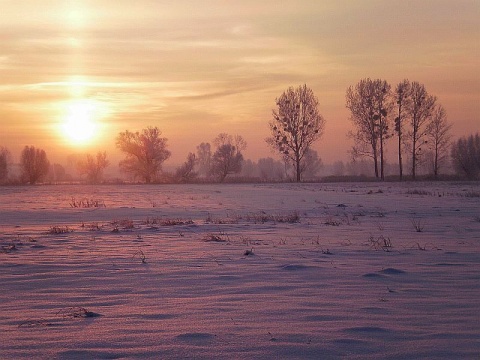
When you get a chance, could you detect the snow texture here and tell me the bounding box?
[1,182,479,359]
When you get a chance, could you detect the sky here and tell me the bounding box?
[0,0,479,167]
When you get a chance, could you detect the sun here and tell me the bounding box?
[61,99,99,145]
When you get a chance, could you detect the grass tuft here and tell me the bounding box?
[70,197,105,208]
[57,306,101,318]
[48,226,73,235]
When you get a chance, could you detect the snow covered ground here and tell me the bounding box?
[1,182,479,359]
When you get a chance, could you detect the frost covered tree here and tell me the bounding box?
[76,151,109,184]
[116,127,171,183]
[394,80,411,180]
[210,133,246,182]
[451,133,480,180]
[257,157,285,182]
[346,78,393,180]
[267,84,325,182]
[196,142,212,179]
[406,82,436,179]
[20,146,50,184]
[300,148,323,181]
[0,146,10,183]
[175,153,198,183]
[426,105,452,178]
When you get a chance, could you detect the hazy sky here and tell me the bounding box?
[1,0,479,165]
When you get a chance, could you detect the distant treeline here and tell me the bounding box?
[1,83,479,185]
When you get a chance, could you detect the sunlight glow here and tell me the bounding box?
[61,99,101,146]
[65,3,88,29]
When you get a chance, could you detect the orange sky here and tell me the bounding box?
[1,1,479,166]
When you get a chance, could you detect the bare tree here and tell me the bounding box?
[0,146,10,183]
[210,133,246,182]
[20,146,50,184]
[76,152,110,184]
[257,157,285,182]
[406,82,436,180]
[394,80,411,180]
[116,127,171,183]
[300,148,323,180]
[426,105,452,178]
[451,133,480,180]
[175,153,198,183]
[196,142,212,179]
[346,78,393,180]
[267,84,325,182]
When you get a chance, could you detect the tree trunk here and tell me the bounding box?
[295,153,301,182]
[380,132,385,181]
[398,131,403,181]
[412,134,417,180]
[373,148,379,179]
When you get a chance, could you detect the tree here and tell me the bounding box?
[426,105,452,178]
[257,157,285,182]
[406,82,436,180]
[116,127,171,183]
[346,78,393,180]
[210,133,246,182]
[451,133,480,180]
[300,148,323,180]
[48,163,67,183]
[394,80,411,180]
[267,84,325,182]
[20,146,50,184]
[76,152,110,184]
[196,142,212,179]
[175,153,198,183]
[0,146,10,183]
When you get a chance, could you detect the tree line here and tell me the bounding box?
[0,83,478,185]
[346,78,454,181]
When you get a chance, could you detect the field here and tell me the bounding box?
[1,182,479,359]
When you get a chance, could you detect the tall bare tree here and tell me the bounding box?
[267,84,325,182]
[406,82,436,180]
[116,127,171,183]
[20,146,50,184]
[426,105,452,178]
[76,151,110,184]
[394,80,411,180]
[346,78,392,180]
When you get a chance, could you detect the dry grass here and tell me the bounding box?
[206,211,300,225]
[464,190,480,198]
[1,244,17,253]
[203,234,228,242]
[133,249,147,264]
[410,217,425,232]
[406,189,433,196]
[143,217,194,226]
[111,219,135,232]
[57,306,101,318]
[369,235,393,251]
[70,197,105,208]
[324,216,341,226]
[48,226,73,235]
